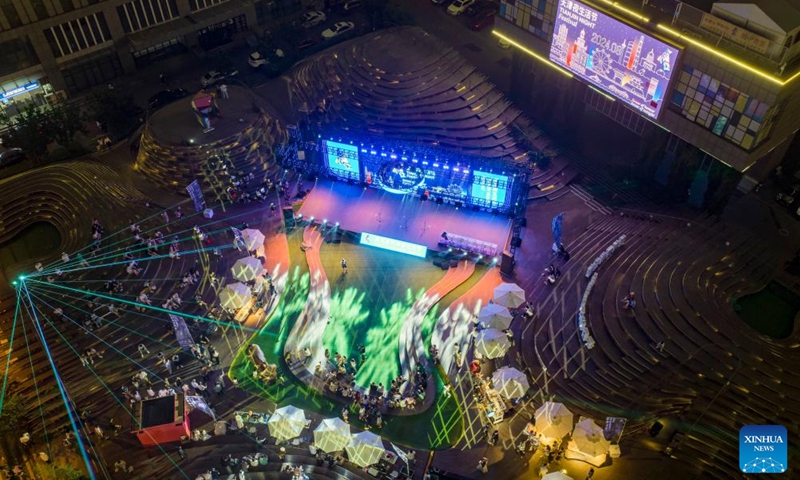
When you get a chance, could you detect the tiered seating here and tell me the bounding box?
[522,211,800,479]
[289,26,527,162]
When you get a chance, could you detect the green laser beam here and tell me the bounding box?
[26,278,264,335]
[32,298,192,480]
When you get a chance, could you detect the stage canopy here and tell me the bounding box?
[241,228,265,251]
[314,418,351,453]
[478,303,513,330]
[219,282,250,310]
[346,431,386,467]
[492,366,529,399]
[572,419,610,457]
[475,328,510,359]
[268,405,307,442]
[231,256,263,281]
[535,401,574,439]
[494,282,526,308]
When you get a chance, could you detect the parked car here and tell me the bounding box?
[248,51,269,68]
[498,37,511,49]
[302,10,327,28]
[148,89,189,109]
[466,0,495,16]
[469,9,495,30]
[200,69,238,87]
[338,0,362,13]
[448,0,475,16]
[322,22,355,40]
[0,148,26,168]
[296,37,320,50]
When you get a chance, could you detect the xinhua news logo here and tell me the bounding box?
[739,425,787,474]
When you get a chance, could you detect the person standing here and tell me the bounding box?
[220,84,229,99]
[137,344,150,358]
[476,457,488,474]
[340,258,347,275]
[177,446,186,460]
[585,467,595,479]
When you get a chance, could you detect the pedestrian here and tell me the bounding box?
[341,258,348,275]
[476,457,488,474]
[165,359,173,375]
[270,202,276,215]
[505,329,515,346]
[137,344,150,358]
[178,446,186,460]
[20,432,30,446]
[159,73,167,85]
[489,429,499,446]
[220,84,229,99]
[586,467,595,479]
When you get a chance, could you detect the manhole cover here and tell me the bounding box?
[497,57,511,68]
[779,229,789,237]
[463,43,482,52]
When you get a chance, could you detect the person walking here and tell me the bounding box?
[270,202,276,216]
[220,84,229,99]
[476,457,488,474]
[177,446,186,460]
[137,344,150,358]
[585,467,595,479]
[340,258,347,275]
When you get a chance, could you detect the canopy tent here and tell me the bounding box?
[267,405,307,442]
[535,402,574,439]
[314,418,351,453]
[241,228,266,251]
[542,473,574,480]
[493,282,526,308]
[231,256,263,282]
[475,328,510,359]
[477,303,513,330]
[345,431,386,467]
[572,419,610,457]
[492,366,530,399]
[219,282,250,310]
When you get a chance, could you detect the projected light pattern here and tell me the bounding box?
[471,171,508,206]
[324,141,360,178]
[360,232,428,258]
[549,0,679,119]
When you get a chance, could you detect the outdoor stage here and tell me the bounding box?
[297,179,513,254]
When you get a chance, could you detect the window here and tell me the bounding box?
[0,38,40,77]
[31,0,49,20]
[62,52,123,94]
[0,0,23,28]
[189,0,229,12]
[669,65,775,151]
[500,0,555,40]
[45,13,111,58]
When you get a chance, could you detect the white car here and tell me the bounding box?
[200,69,238,87]
[321,21,355,40]
[248,52,268,68]
[302,10,326,28]
[448,0,475,15]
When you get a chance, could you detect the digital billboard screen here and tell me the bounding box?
[549,0,679,119]
[324,141,360,177]
[360,232,427,258]
[471,171,508,205]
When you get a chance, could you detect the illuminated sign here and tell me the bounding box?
[0,81,41,102]
[360,232,427,258]
[471,171,508,205]
[549,0,679,119]
[324,140,360,177]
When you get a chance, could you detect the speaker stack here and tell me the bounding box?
[500,250,515,276]
[510,236,522,247]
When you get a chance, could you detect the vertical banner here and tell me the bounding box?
[230,226,245,251]
[552,212,564,247]
[186,180,206,212]
[390,442,408,465]
[185,395,216,420]
[169,314,195,350]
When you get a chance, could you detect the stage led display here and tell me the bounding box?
[325,141,360,176]
[471,171,508,205]
[360,232,427,258]
[549,0,679,119]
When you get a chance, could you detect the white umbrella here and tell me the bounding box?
[535,402,573,439]
[492,366,529,399]
[314,418,351,453]
[219,282,250,310]
[231,256,263,281]
[241,228,265,251]
[572,418,610,456]
[494,283,526,308]
[478,303,513,330]
[267,405,308,442]
[542,473,573,480]
[475,328,510,359]
[346,431,385,467]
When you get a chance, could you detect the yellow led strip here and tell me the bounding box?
[588,85,615,101]
[657,24,800,87]
[491,31,574,78]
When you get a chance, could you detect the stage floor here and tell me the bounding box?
[298,180,513,253]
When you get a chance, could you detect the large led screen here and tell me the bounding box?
[325,141,360,177]
[360,232,427,258]
[471,171,508,205]
[550,0,678,119]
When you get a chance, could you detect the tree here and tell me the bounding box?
[0,104,52,162]
[0,395,29,438]
[89,90,143,139]
[48,104,86,146]
[35,465,89,480]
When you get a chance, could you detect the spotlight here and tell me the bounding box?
[309,216,315,221]
[189,138,195,144]
[11,281,17,286]
[478,255,483,259]
[297,214,303,218]
[323,219,328,224]
[335,222,340,226]
[18,275,25,280]
[493,257,498,263]
[448,248,452,252]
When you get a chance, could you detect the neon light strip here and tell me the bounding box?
[656,24,800,87]
[360,232,427,258]
[491,31,574,78]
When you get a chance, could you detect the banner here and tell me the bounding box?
[185,395,216,420]
[551,212,564,247]
[390,442,408,464]
[169,314,195,350]
[230,227,245,250]
[186,180,206,212]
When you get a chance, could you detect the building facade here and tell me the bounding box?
[494,0,800,187]
[0,0,298,117]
